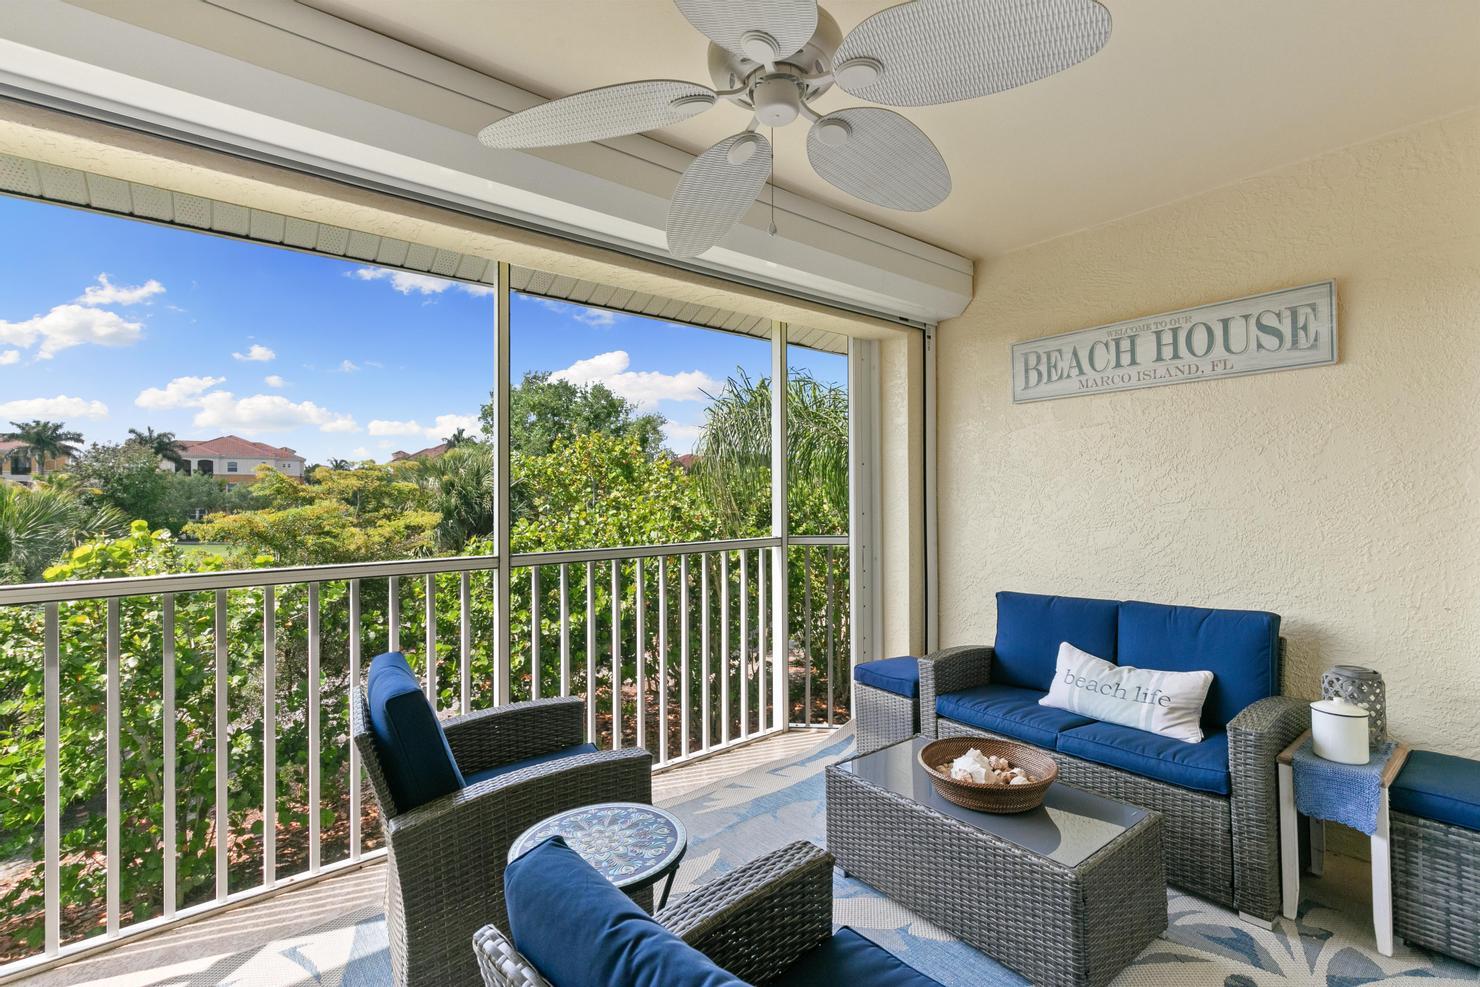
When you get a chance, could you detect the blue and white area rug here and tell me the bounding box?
[195,726,1477,986]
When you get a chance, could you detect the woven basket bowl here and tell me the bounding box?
[919,737,1058,814]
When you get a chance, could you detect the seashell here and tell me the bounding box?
[1009,775,1030,785]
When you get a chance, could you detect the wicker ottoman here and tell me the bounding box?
[827,738,1167,987]
[1390,750,1480,966]
[853,656,920,755]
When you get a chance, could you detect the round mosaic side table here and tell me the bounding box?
[507,802,688,910]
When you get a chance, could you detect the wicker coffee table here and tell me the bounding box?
[827,738,1167,987]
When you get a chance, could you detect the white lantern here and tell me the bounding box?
[1310,697,1371,765]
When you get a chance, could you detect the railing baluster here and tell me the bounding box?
[106,597,120,934]
[757,549,767,733]
[459,571,472,715]
[720,551,730,745]
[739,550,750,739]
[635,557,646,752]
[680,555,690,758]
[43,602,59,954]
[803,545,814,727]
[424,574,437,706]
[349,579,362,860]
[214,590,228,901]
[610,560,621,749]
[530,566,541,700]
[388,575,400,653]
[825,548,836,727]
[559,564,571,697]
[657,556,669,765]
[585,562,596,743]
[162,594,176,917]
[263,585,276,887]
[700,553,711,752]
[308,582,321,873]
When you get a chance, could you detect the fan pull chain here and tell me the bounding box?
[768,127,777,237]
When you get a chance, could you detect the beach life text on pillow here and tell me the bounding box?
[1040,642,1214,743]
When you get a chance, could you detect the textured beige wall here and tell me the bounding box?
[936,109,1480,757]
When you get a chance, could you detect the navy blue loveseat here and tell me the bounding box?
[920,591,1308,925]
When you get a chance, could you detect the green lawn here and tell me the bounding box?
[181,542,232,560]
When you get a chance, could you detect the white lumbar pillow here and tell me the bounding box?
[1039,641,1214,744]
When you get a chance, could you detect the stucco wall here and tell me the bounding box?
[935,109,1480,757]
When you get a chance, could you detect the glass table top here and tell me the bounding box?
[507,802,687,888]
[835,738,1150,868]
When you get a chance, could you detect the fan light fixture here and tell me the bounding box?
[479,0,1113,258]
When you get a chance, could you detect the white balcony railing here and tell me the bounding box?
[0,536,849,980]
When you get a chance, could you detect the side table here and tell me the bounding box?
[1278,730,1410,955]
[508,802,688,910]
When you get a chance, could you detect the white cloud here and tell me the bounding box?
[264,374,287,388]
[232,344,276,362]
[193,392,357,435]
[351,267,495,298]
[351,447,372,459]
[550,350,717,410]
[368,412,479,441]
[135,375,227,410]
[0,350,18,366]
[337,359,362,373]
[75,274,165,307]
[538,298,620,328]
[663,421,704,453]
[0,304,143,359]
[0,395,108,420]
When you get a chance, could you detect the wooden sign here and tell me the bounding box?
[1012,281,1337,403]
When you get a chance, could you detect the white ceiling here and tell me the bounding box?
[295,0,1480,262]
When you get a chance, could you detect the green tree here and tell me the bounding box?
[0,483,126,583]
[67,441,171,531]
[126,427,185,469]
[412,443,495,553]
[482,372,666,458]
[1,420,84,477]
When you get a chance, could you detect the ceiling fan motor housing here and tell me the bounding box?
[753,74,803,127]
[708,7,842,104]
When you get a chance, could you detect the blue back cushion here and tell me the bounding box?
[366,651,464,812]
[1116,601,1280,729]
[993,592,1120,691]
[505,836,745,987]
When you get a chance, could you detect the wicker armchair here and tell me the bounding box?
[351,689,653,987]
[473,841,835,987]
[919,642,1309,924]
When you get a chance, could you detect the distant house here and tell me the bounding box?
[390,442,449,463]
[170,436,305,483]
[0,439,71,486]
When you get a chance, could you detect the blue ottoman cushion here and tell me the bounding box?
[505,836,744,987]
[855,657,920,699]
[365,651,464,811]
[464,743,599,786]
[1116,601,1280,730]
[1058,721,1232,795]
[994,591,1120,692]
[1392,751,1480,832]
[936,684,1095,750]
[773,927,946,986]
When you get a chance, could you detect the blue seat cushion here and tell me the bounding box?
[773,927,945,986]
[854,656,920,699]
[994,591,1120,692]
[1391,751,1480,832]
[1058,721,1231,795]
[365,651,464,812]
[465,742,599,785]
[505,836,744,987]
[1116,601,1280,730]
[936,684,1095,750]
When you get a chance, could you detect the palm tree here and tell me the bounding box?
[327,457,353,471]
[2,420,84,478]
[413,443,494,551]
[693,369,848,537]
[127,426,186,469]
[0,483,127,583]
[443,427,471,449]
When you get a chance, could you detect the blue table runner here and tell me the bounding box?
[1291,738,1399,835]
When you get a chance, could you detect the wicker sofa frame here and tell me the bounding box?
[855,681,919,755]
[351,690,653,987]
[919,642,1308,924]
[1392,811,1480,966]
[473,840,837,987]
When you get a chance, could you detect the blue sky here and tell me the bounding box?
[0,195,844,462]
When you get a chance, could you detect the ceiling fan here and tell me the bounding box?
[479,0,1111,259]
